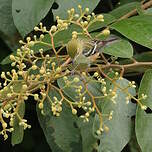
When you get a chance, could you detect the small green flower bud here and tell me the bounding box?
[40,67,45,74]
[4,134,8,140]
[22,84,28,90]
[85,112,89,117]
[51,62,56,67]
[10,55,15,61]
[1,72,5,78]
[56,67,62,73]
[85,8,89,13]
[2,122,7,128]
[83,21,88,27]
[63,23,68,28]
[34,26,39,31]
[34,94,39,101]
[32,65,37,70]
[67,10,70,14]
[94,72,99,77]
[19,40,24,44]
[63,76,68,81]
[58,19,63,24]
[18,71,23,75]
[141,105,147,110]
[28,41,35,47]
[96,130,101,135]
[104,125,109,132]
[73,77,79,83]
[70,8,75,13]
[7,93,12,98]
[56,16,59,20]
[38,102,44,109]
[51,25,57,32]
[74,14,79,18]
[97,14,104,20]
[102,29,110,36]
[40,34,44,39]
[78,5,82,9]
[26,37,31,42]
[72,109,77,115]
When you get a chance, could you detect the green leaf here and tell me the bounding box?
[1,51,17,65]
[136,3,144,15]
[136,110,152,152]
[12,0,54,37]
[110,2,140,19]
[88,14,116,32]
[136,69,152,109]
[102,38,133,58]
[77,117,97,152]
[111,15,152,49]
[37,88,82,152]
[136,70,152,152]
[96,78,136,152]
[126,51,152,63]
[52,0,100,19]
[0,0,21,49]
[128,129,142,152]
[117,0,141,6]
[11,101,25,146]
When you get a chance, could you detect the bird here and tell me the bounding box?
[66,36,118,70]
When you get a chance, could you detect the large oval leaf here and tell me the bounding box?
[0,0,21,49]
[77,117,97,152]
[102,38,133,58]
[12,0,54,37]
[111,15,152,49]
[96,78,136,152]
[110,2,140,19]
[136,69,152,152]
[37,88,82,152]
[52,0,100,19]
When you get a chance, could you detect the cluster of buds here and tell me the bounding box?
[0,4,149,142]
[0,101,31,140]
[0,31,66,139]
[34,22,47,33]
[0,108,14,140]
[51,97,62,116]
[93,72,118,101]
[19,119,31,130]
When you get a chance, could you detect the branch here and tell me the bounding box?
[88,62,152,73]
[118,0,152,20]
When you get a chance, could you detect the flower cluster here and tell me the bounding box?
[0,5,148,141]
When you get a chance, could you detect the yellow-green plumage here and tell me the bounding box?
[66,39,83,59]
[66,38,99,71]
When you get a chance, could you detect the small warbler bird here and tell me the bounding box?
[66,37,117,70]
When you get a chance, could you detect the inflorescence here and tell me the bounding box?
[0,5,147,140]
